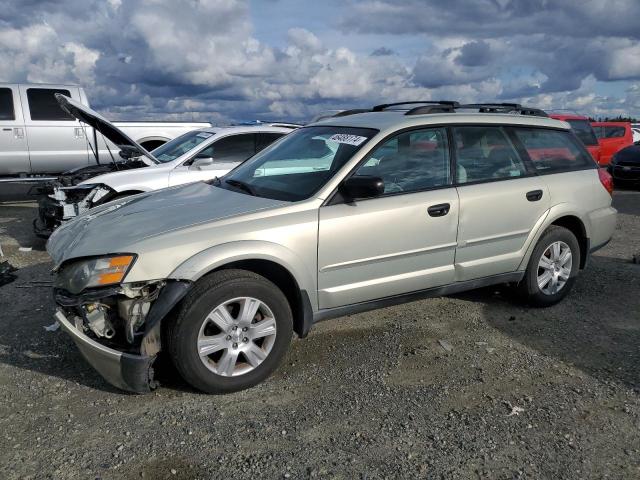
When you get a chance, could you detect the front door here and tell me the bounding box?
[0,85,30,174]
[18,86,89,174]
[452,125,550,281]
[318,127,459,309]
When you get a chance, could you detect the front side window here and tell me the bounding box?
[0,88,15,120]
[513,128,593,172]
[153,130,214,163]
[222,126,377,201]
[453,126,527,184]
[353,128,450,194]
[567,119,598,146]
[26,88,74,121]
[198,133,255,163]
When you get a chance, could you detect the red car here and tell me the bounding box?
[549,114,602,164]
[591,121,634,165]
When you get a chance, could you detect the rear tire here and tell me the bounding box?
[518,226,580,307]
[167,269,292,393]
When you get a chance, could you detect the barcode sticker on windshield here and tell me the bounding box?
[196,132,213,138]
[328,134,368,146]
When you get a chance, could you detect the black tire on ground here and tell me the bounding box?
[166,269,293,394]
[517,225,581,307]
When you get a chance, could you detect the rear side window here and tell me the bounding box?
[604,126,626,138]
[354,127,450,194]
[256,132,284,151]
[0,88,15,120]
[513,128,593,173]
[26,88,74,121]
[453,126,527,184]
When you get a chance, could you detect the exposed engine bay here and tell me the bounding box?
[56,281,165,352]
[33,153,147,237]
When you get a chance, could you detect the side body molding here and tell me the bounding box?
[168,240,319,312]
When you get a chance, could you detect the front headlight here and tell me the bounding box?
[56,255,136,294]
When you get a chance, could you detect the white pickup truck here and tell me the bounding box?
[0,83,211,176]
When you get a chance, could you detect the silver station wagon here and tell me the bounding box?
[47,101,617,393]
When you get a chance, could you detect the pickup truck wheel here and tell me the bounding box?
[518,226,580,307]
[167,269,292,393]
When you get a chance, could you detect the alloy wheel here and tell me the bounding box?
[537,240,572,295]
[197,297,277,377]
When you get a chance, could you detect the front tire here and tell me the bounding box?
[167,269,292,393]
[518,226,580,307]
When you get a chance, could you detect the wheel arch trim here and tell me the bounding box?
[517,204,590,271]
[168,240,318,312]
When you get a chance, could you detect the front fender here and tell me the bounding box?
[168,240,318,312]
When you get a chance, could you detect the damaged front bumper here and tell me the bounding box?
[34,183,114,238]
[55,309,157,393]
[54,280,191,393]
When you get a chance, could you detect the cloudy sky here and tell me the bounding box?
[1,0,639,122]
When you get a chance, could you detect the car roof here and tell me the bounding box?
[549,113,589,121]
[197,124,296,135]
[312,110,569,132]
[591,121,631,127]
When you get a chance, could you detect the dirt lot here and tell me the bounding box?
[0,191,639,479]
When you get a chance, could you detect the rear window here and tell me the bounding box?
[0,88,15,120]
[566,119,598,146]
[513,128,593,173]
[27,88,74,121]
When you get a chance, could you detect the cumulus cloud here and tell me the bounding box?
[0,0,638,120]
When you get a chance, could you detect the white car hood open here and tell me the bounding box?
[55,93,157,165]
[47,182,287,268]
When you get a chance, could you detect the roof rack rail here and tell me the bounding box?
[332,108,371,117]
[458,103,548,117]
[372,101,459,112]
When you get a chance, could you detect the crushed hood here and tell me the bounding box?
[55,94,157,164]
[46,182,287,267]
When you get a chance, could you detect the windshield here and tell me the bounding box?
[151,130,215,163]
[221,126,377,201]
[567,120,598,146]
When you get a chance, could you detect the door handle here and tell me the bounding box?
[526,190,543,202]
[427,203,450,217]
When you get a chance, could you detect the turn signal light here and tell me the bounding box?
[96,255,135,285]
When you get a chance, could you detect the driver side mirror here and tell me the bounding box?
[339,176,384,201]
[191,157,214,170]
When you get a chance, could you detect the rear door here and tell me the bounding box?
[0,85,30,174]
[18,86,89,173]
[453,125,550,281]
[318,127,459,309]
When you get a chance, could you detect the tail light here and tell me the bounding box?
[598,168,614,196]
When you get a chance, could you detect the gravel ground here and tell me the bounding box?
[0,190,639,479]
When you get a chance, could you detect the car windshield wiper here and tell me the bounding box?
[225,178,257,196]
